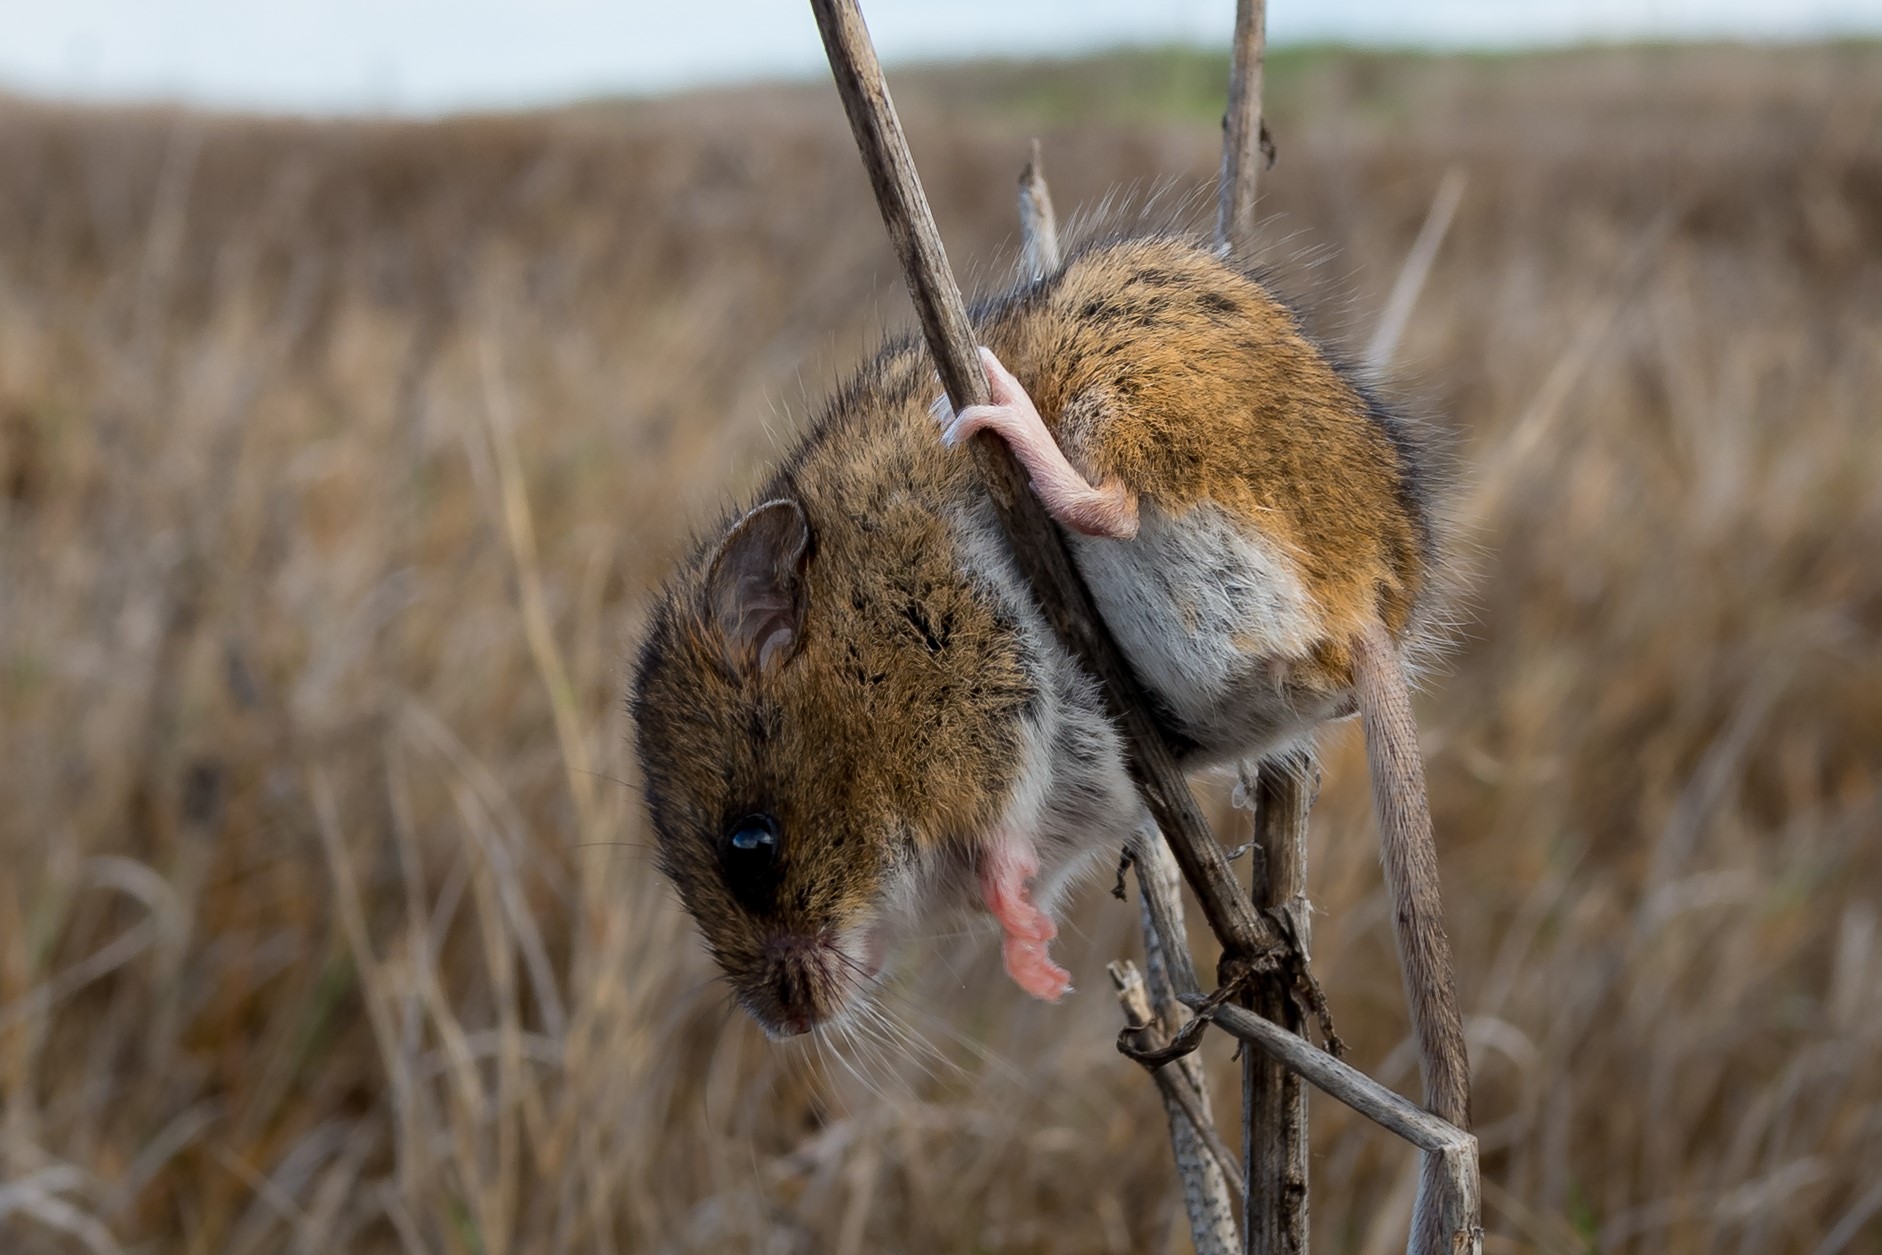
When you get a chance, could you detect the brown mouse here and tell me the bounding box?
[630,234,1457,1123]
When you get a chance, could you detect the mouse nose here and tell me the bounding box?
[759,935,839,1036]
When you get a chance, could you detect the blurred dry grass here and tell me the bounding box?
[2,42,1881,1254]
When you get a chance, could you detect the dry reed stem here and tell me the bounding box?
[1215,6,1323,1251]
[1217,0,1271,253]
[1131,831,1243,1253]
[817,5,1473,1250]
[807,0,1283,977]
[1022,132,1240,1254]
[1239,755,1317,1255]
[1112,958,1241,1252]
[1365,168,1467,378]
[1193,1003,1477,1168]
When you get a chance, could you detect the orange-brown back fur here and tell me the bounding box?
[632,232,1437,1027]
[980,236,1432,675]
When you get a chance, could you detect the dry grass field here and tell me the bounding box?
[2,41,1880,1254]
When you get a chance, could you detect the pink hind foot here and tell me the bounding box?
[979,836,1073,1002]
[931,347,1139,540]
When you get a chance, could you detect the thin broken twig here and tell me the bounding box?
[1113,958,1241,1251]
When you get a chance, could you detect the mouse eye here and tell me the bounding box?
[721,813,782,913]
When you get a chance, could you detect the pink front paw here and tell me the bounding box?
[980,836,1074,1003]
[1003,934,1073,1002]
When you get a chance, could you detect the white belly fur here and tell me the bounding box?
[1070,500,1340,763]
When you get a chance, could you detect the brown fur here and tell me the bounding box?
[982,236,1430,654]
[632,233,1438,1033]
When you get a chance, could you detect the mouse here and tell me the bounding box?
[630,234,1453,1098]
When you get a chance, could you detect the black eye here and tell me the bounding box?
[721,813,782,913]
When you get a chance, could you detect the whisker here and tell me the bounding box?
[573,768,642,791]
[867,1006,951,1088]
[897,1002,1043,1095]
[825,1019,890,1105]
[841,1017,896,1099]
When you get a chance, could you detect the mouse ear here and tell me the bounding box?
[702,498,813,677]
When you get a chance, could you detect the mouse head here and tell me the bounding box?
[632,493,1030,1038]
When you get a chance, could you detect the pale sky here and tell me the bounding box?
[2,0,1878,116]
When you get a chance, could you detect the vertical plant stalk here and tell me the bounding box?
[810,4,1480,1251]
[1027,134,1240,1255]
[807,0,1283,968]
[1238,754,1316,1255]
[1216,4,1320,1251]
[1217,0,1270,252]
